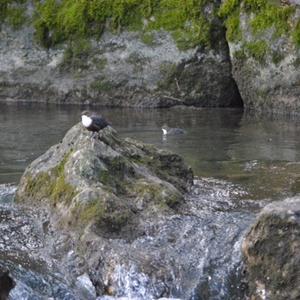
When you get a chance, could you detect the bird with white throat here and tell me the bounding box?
[161,124,186,136]
[81,111,110,138]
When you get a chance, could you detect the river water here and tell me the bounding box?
[0,102,300,299]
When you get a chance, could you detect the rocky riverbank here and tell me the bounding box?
[1,1,300,113]
[220,0,300,114]
[0,0,243,108]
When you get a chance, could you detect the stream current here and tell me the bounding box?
[1,103,300,299]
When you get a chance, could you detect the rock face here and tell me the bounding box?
[0,1,242,108]
[222,0,300,113]
[16,123,193,239]
[242,197,300,300]
[14,124,254,298]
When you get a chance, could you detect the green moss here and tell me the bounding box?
[132,180,181,209]
[77,199,105,225]
[22,172,54,200]
[0,0,27,29]
[74,197,132,233]
[149,0,212,49]
[6,6,27,29]
[141,31,156,46]
[220,0,299,52]
[271,50,284,64]
[250,4,295,37]
[225,10,242,42]
[243,0,267,12]
[93,56,107,69]
[158,62,178,87]
[233,48,247,60]
[33,0,62,48]
[61,38,92,70]
[50,173,77,205]
[245,40,268,62]
[31,0,213,50]
[292,20,300,47]
[21,151,77,206]
[90,78,115,92]
[218,0,240,18]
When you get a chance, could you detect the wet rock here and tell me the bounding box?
[226,2,300,114]
[0,2,242,108]
[0,184,16,204]
[0,268,15,300]
[242,197,300,300]
[16,123,193,240]
[75,273,97,300]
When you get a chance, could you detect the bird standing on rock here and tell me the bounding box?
[81,111,110,138]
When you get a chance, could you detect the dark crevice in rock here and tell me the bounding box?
[0,268,15,300]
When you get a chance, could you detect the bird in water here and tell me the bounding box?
[161,124,186,136]
[81,111,110,138]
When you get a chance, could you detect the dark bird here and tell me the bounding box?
[161,124,186,136]
[81,111,110,137]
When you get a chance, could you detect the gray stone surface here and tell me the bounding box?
[228,6,300,114]
[242,196,300,300]
[0,9,242,108]
[16,123,193,239]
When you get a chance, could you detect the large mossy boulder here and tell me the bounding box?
[242,197,300,300]
[16,123,193,238]
[220,0,300,114]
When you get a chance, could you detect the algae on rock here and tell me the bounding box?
[220,0,300,114]
[16,123,193,238]
[0,0,242,108]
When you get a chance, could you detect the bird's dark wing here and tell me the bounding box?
[91,115,110,130]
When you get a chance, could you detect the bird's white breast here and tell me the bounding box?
[82,115,92,128]
[162,128,167,135]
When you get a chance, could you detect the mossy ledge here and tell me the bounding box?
[2,0,216,51]
[219,0,299,62]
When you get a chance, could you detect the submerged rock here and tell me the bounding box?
[16,123,193,239]
[242,197,300,300]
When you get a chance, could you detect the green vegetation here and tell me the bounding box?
[131,179,181,209]
[0,0,27,29]
[76,198,105,225]
[90,79,115,92]
[250,4,294,37]
[224,10,242,42]
[219,0,299,62]
[61,38,92,70]
[141,32,156,46]
[3,0,215,50]
[21,151,77,206]
[293,20,300,47]
[218,0,240,18]
[245,40,268,63]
